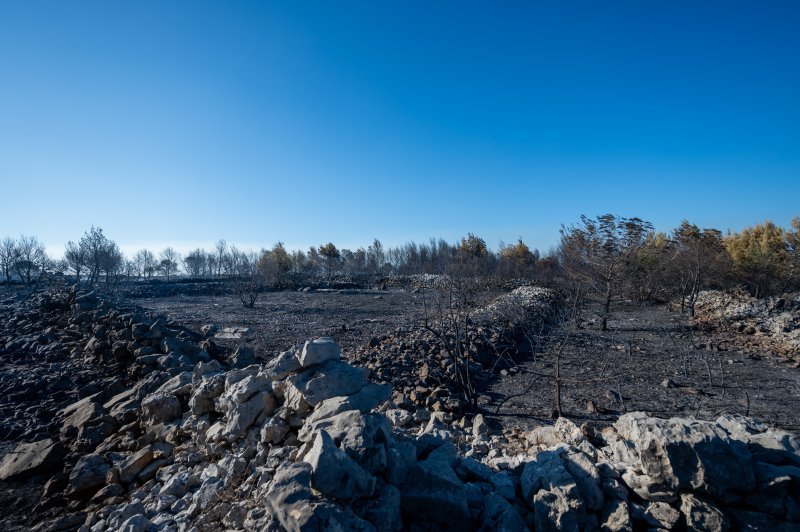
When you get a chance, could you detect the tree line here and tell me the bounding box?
[2,215,799,311]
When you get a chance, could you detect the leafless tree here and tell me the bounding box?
[214,239,228,277]
[318,242,341,282]
[0,237,19,283]
[74,226,121,287]
[15,235,46,284]
[159,247,180,280]
[99,241,124,288]
[559,214,653,331]
[64,240,87,282]
[666,221,730,315]
[183,248,207,277]
[233,250,266,308]
[133,249,157,278]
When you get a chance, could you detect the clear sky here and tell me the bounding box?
[1,1,798,257]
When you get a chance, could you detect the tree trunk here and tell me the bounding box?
[601,281,611,331]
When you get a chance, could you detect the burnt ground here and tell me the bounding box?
[135,290,800,433]
[1,286,799,529]
[486,301,800,433]
[135,289,431,355]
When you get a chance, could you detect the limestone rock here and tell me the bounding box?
[264,349,302,380]
[299,337,341,367]
[118,446,154,484]
[533,487,579,531]
[305,431,377,500]
[189,374,225,415]
[0,439,64,480]
[680,493,730,532]
[217,374,271,413]
[401,456,470,530]
[601,499,632,532]
[614,412,755,499]
[141,392,182,425]
[480,492,527,531]
[284,360,369,412]
[68,453,111,499]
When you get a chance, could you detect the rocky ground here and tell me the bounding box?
[488,301,800,433]
[1,284,799,531]
[694,290,800,361]
[133,288,438,356]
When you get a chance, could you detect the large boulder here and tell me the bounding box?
[217,374,271,413]
[284,360,369,412]
[67,453,110,499]
[265,462,372,532]
[480,492,528,531]
[60,397,108,438]
[680,493,730,531]
[304,431,377,500]
[223,390,276,441]
[189,374,225,415]
[141,392,182,425]
[299,410,393,475]
[118,446,154,484]
[613,412,755,500]
[401,456,470,530]
[298,337,341,367]
[0,439,64,480]
[264,349,302,380]
[521,448,585,529]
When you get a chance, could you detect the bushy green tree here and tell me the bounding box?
[725,220,789,297]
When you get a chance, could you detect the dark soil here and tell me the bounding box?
[136,289,800,432]
[135,289,430,355]
[485,301,800,433]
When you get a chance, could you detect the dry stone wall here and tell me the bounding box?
[694,290,800,360]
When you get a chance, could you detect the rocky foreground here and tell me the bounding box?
[0,288,799,531]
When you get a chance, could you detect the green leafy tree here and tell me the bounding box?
[499,238,538,277]
[725,220,789,298]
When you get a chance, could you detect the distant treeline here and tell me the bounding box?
[2,215,799,312]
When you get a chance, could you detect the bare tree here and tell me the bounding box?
[15,235,46,284]
[75,227,121,287]
[318,242,340,282]
[133,249,157,278]
[559,214,653,331]
[64,240,87,283]
[214,239,228,277]
[366,238,385,275]
[159,247,180,280]
[0,237,19,283]
[99,241,124,287]
[184,248,207,277]
[233,250,266,308]
[666,221,730,315]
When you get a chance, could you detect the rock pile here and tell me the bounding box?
[348,287,561,415]
[694,290,800,359]
[2,288,799,531]
[4,335,798,530]
[0,288,213,443]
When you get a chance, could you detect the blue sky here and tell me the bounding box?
[1,1,798,256]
